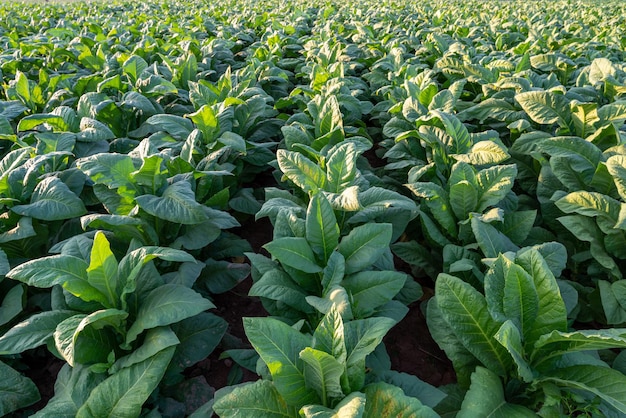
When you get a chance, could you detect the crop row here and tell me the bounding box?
[1,0,626,416]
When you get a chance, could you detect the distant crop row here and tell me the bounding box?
[1,0,626,416]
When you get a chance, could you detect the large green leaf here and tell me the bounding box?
[515,90,574,132]
[515,249,568,345]
[372,370,446,409]
[31,365,104,418]
[264,237,323,273]
[87,231,119,308]
[77,153,137,189]
[0,310,76,354]
[341,271,406,318]
[362,382,438,418]
[300,347,345,406]
[471,217,519,258]
[450,180,478,221]
[277,149,326,194]
[248,269,315,314]
[343,317,396,392]
[112,327,180,374]
[325,142,358,193]
[426,298,479,388]
[168,313,227,376]
[429,110,472,154]
[306,193,340,263]
[0,283,26,327]
[12,177,86,221]
[76,346,176,418]
[125,284,214,345]
[314,308,347,365]
[300,392,365,418]
[213,380,296,418]
[405,182,457,237]
[7,255,109,305]
[555,191,620,223]
[542,365,626,415]
[494,321,534,383]
[457,367,535,417]
[538,136,602,172]
[503,264,538,337]
[135,181,210,225]
[436,274,511,376]
[18,113,71,132]
[532,329,626,368]
[54,310,125,367]
[187,105,219,141]
[607,155,626,201]
[475,164,517,212]
[452,139,510,166]
[142,114,193,140]
[244,317,319,408]
[485,256,538,338]
[337,223,392,275]
[0,360,40,416]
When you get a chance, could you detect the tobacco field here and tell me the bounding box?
[1,0,626,416]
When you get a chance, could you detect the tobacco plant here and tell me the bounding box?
[429,246,626,416]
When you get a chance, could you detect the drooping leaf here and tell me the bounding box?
[77,153,137,189]
[405,182,457,237]
[452,139,510,166]
[606,155,626,201]
[426,298,479,388]
[0,283,26,327]
[555,191,620,223]
[542,365,626,415]
[12,177,86,221]
[111,327,180,374]
[7,255,109,305]
[30,365,104,418]
[0,360,40,416]
[532,329,626,369]
[0,310,77,354]
[249,269,314,314]
[135,181,211,225]
[373,370,446,409]
[168,313,227,376]
[471,217,519,258]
